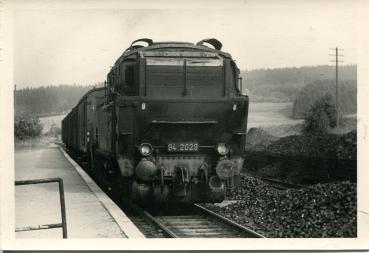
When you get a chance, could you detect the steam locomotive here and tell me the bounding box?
[62,38,249,204]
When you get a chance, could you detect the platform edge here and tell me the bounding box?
[58,147,146,239]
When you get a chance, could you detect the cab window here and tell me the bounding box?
[145,57,225,98]
[118,61,139,96]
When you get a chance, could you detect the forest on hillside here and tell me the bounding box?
[14,65,356,117]
[242,65,356,102]
[14,84,101,117]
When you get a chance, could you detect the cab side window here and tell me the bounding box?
[125,64,135,91]
[119,61,138,96]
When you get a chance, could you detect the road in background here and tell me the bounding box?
[248,102,302,129]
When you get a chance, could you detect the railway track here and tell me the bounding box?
[121,199,264,238]
[67,147,264,238]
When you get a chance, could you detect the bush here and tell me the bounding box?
[293,79,356,119]
[303,95,338,134]
[14,115,43,140]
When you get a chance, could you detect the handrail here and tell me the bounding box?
[15,178,67,238]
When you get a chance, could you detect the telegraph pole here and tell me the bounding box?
[329,47,344,128]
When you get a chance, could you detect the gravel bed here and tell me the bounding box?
[205,174,356,238]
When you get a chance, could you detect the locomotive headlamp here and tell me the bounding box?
[139,143,153,156]
[216,143,229,156]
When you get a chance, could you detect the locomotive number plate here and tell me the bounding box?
[167,142,199,152]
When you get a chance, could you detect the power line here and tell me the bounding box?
[329,47,344,128]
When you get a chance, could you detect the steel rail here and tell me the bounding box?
[194,204,265,238]
[121,199,178,238]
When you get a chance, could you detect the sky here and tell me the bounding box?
[13,1,360,89]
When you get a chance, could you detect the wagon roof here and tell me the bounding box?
[72,86,105,112]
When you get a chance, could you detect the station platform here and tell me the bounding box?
[15,141,145,239]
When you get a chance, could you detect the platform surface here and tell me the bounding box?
[15,142,142,239]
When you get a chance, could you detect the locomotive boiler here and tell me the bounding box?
[62,38,249,204]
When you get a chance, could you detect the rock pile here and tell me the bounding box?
[206,174,356,237]
[246,128,279,151]
[335,130,357,160]
[266,130,356,159]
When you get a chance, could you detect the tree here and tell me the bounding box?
[14,114,43,140]
[303,94,338,134]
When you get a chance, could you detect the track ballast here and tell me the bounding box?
[121,199,264,238]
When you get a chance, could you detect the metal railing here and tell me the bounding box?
[15,178,67,238]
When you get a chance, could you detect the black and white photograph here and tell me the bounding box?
[0,0,368,251]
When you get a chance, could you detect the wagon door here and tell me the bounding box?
[77,100,87,152]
